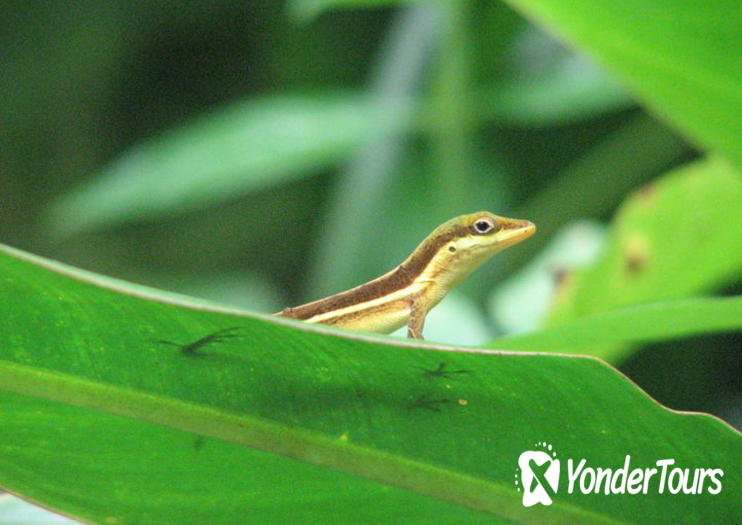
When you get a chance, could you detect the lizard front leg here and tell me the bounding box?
[407,298,428,339]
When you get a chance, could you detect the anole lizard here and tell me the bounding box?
[277,211,535,339]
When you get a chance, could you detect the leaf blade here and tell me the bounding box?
[0,244,739,524]
[45,93,392,236]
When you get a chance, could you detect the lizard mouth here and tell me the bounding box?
[497,219,536,248]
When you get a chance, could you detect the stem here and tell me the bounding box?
[304,6,440,300]
[428,1,475,216]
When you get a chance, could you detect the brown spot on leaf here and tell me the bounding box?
[624,235,649,275]
[552,266,570,287]
[638,184,656,203]
[549,266,576,308]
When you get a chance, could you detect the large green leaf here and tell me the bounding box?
[0,245,740,524]
[502,0,742,168]
[548,157,742,327]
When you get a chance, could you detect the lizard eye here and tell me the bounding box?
[472,218,496,235]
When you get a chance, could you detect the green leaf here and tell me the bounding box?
[0,245,740,524]
[502,0,742,168]
[548,157,742,327]
[490,296,742,361]
[2,391,492,525]
[45,93,395,236]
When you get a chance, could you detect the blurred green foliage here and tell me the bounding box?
[0,1,740,519]
[2,0,739,407]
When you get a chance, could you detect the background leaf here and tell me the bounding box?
[548,158,742,327]
[490,296,742,359]
[502,0,742,168]
[45,93,396,236]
